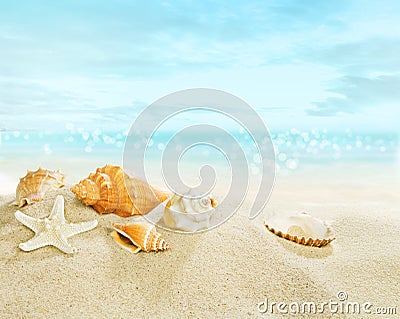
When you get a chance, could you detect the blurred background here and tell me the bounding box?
[1,0,399,194]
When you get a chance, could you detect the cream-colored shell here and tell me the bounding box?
[265,212,335,247]
[163,189,217,232]
[14,168,65,207]
[71,164,171,217]
[112,222,170,253]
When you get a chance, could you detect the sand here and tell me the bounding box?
[1,164,399,318]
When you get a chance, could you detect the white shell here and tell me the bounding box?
[265,212,335,247]
[163,189,217,232]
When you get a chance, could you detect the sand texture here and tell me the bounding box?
[1,171,399,318]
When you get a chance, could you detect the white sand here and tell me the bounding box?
[1,164,399,318]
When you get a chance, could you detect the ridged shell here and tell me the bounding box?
[112,222,170,253]
[14,168,65,207]
[71,164,171,217]
[265,212,336,248]
[164,189,217,232]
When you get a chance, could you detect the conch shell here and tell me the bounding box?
[14,168,65,207]
[163,189,217,232]
[265,212,335,247]
[71,164,170,217]
[111,222,170,253]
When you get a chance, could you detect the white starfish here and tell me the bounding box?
[15,195,98,254]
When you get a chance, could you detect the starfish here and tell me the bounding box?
[15,195,98,254]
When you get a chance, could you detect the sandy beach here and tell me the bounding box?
[0,162,399,318]
[2,0,400,317]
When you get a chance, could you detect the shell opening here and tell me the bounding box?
[116,232,133,246]
[112,230,140,253]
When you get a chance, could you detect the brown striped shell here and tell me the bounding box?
[265,212,336,248]
[14,168,65,207]
[111,222,170,253]
[71,164,171,217]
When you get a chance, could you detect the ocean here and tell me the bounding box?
[1,127,398,166]
[2,125,398,207]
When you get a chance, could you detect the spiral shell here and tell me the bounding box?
[14,168,65,207]
[112,222,170,253]
[265,212,336,247]
[163,189,218,232]
[71,164,171,217]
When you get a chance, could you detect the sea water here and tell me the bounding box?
[0,125,398,202]
[0,127,398,166]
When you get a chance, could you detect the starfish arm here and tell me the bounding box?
[19,233,50,252]
[50,234,75,254]
[48,195,67,223]
[16,196,97,254]
[15,210,42,233]
[63,220,98,238]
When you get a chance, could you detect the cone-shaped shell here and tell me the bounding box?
[112,222,170,253]
[265,212,336,248]
[15,168,65,207]
[71,164,170,217]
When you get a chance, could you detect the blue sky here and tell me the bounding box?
[0,0,399,132]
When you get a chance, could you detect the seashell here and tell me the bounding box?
[111,222,170,253]
[265,212,335,247]
[71,164,171,217]
[14,168,65,207]
[163,189,218,232]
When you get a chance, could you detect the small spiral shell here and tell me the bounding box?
[71,164,171,217]
[14,168,65,207]
[112,222,170,253]
[163,189,218,232]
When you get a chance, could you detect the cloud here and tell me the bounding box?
[305,38,400,76]
[307,75,400,116]
[0,79,88,111]
[0,77,145,131]
[0,0,350,79]
[1,0,400,133]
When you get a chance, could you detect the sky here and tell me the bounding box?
[0,0,399,133]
